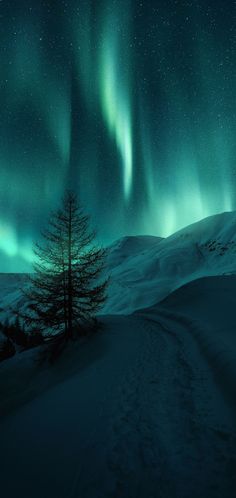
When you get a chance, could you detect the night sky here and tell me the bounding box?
[1,0,236,271]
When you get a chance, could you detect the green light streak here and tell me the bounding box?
[138,7,234,239]
[99,26,133,199]
[0,222,34,263]
[74,2,133,200]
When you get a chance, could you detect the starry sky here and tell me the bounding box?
[1,0,236,271]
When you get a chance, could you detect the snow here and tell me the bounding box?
[103,211,236,314]
[151,275,236,405]
[0,290,236,497]
[0,212,236,497]
[1,211,236,318]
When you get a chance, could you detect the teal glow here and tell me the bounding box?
[137,4,235,238]
[99,6,133,199]
[0,222,34,263]
[1,1,236,271]
[74,2,133,200]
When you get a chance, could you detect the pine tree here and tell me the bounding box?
[22,191,108,340]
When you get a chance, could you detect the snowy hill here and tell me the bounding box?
[104,211,236,314]
[1,211,236,320]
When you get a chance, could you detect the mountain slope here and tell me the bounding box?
[103,211,236,314]
[1,211,236,320]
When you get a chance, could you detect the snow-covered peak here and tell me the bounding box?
[166,210,236,245]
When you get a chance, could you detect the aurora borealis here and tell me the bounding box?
[1,0,236,271]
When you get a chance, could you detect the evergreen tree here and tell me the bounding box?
[22,191,108,340]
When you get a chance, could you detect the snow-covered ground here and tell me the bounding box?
[0,212,236,497]
[0,277,236,497]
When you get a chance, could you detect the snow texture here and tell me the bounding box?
[104,211,236,314]
[1,211,236,319]
[0,212,236,497]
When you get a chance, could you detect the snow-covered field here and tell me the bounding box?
[0,212,236,497]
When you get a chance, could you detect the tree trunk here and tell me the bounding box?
[67,200,73,339]
[62,251,68,337]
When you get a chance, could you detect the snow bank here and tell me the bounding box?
[154,275,236,404]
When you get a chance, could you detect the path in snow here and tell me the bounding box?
[0,313,236,498]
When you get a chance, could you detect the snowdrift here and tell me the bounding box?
[141,275,236,405]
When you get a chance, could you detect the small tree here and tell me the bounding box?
[22,191,108,340]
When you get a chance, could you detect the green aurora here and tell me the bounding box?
[1,0,236,271]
